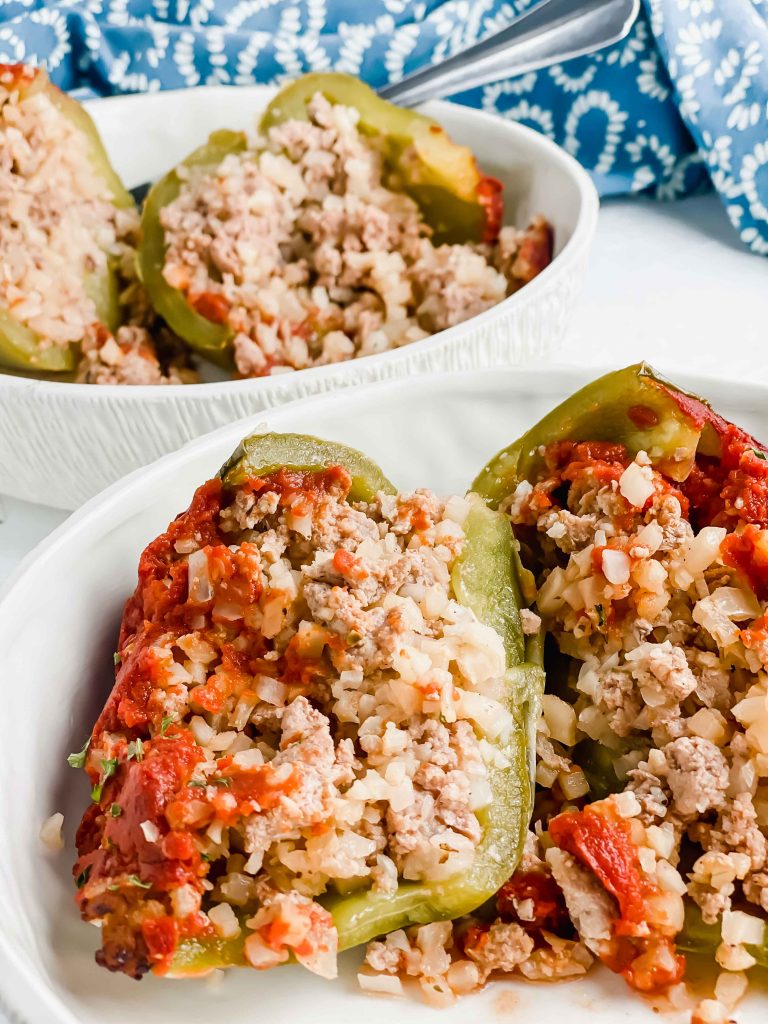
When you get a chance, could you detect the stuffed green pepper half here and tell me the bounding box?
[71,432,543,980]
[137,72,552,376]
[0,63,134,374]
[462,363,768,1010]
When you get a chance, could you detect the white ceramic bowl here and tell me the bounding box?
[0,366,765,1024]
[0,85,598,510]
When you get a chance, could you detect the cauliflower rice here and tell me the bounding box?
[73,463,513,978]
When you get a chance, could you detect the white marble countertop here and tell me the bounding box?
[3,191,767,588]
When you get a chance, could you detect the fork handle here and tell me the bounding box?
[378,0,640,107]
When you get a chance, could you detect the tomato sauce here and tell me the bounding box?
[497,869,570,933]
[210,762,302,823]
[740,612,768,650]
[74,733,207,938]
[477,175,504,245]
[682,424,768,531]
[188,290,230,324]
[333,547,368,582]
[120,479,224,644]
[627,405,660,429]
[546,440,630,472]
[549,806,650,932]
[190,644,255,715]
[721,525,768,600]
[96,626,165,734]
[0,63,37,88]
[241,466,351,508]
[280,632,329,688]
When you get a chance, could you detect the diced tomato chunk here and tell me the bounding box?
[188,290,230,324]
[721,525,768,599]
[497,869,569,932]
[142,916,178,973]
[549,806,650,933]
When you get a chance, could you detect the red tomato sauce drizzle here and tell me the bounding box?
[241,465,351,510]
[75,465,357,972]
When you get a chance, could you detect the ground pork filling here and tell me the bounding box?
[74,467,511,980]
[160,93,552,378]
[360,442,768,1020]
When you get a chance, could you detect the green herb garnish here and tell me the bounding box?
[91,757,119,802]
[128,875,152,889]
[753,449,767,461]
[159,716,173,735]
[76,866,91,889]
[109,803,122,818]
[67,737,90,769]
[113,652,122,666]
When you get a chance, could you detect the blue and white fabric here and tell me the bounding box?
[0,0,766,254]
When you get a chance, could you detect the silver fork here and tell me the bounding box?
[129,0,639,202]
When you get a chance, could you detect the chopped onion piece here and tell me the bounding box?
[715,970,749,1008]
[39,812,64,851]
[601,548,630,585]
[208,902,242,939]
[709,586,762,621]
[685,527,727,575]
[542,694,577,745]
[254,675,288,707]
[139,820,160,843]
[187,549,212,603]
[619,461,655,508]
[358,972,404,996]
[721,909,765,946]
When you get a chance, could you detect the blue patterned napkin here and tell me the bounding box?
[0,0,766,254]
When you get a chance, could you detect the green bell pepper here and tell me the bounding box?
[0,64,132,374]
[678,904,768,968]
[571,739,621,800]
[137,130,248,364]
[168,433,543,974]
[218,432,396,502]
[472,362,729,507]
[261,72,502,246]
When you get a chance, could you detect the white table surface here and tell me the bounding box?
[3,191,767,590]
[0,190,767,1020]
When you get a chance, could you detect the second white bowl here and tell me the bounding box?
[0,86,598,509]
